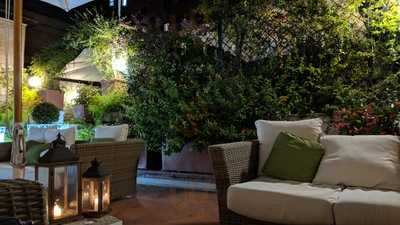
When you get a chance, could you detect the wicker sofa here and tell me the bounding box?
[71,139,144,199]
[209,135,400,225]
[0,139,144,200]
[209,140,263,225]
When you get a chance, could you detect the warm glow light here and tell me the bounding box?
[64,89,79,105]
[83,191,89,202]
[112,55,128,74]
[28,76,42,89]
[103,192,109,201]
[94,197,99,211]
[54,203,62,217]
[103,192,110,207]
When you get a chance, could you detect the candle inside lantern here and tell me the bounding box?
[53,202,63,218]
[83,191,89,202]
[94,197,99,211]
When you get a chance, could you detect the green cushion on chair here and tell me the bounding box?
[26,140,49,165]
[261,132,325,182]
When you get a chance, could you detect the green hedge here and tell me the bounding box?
[126,0,400,153]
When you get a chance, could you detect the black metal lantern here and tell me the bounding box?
[34,134,81,224]
[81,158,111,217]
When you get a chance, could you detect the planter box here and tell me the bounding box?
[39,89,64,109]
[162,143,213,174]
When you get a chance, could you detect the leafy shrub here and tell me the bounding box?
[28,43,79,89]
[75,86,101,124]
[126,0,400,153]
[331,103,400,135]
[31,102,59,124]
[25,3,400,153]
[0,71,40,127]
[126,32,281,153]
[87,90,127,125]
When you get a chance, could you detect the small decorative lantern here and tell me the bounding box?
[34,134,81,224]
[82,158,111,217]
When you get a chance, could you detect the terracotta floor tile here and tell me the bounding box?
[111,185,219,225]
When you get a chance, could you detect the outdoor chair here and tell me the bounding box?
[71,139,145,199]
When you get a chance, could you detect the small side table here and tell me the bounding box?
[64,216,122,225]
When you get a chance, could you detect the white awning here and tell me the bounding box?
[61,48,104,83]
[40,0,93,11]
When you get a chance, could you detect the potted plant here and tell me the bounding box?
[31,102,60,124]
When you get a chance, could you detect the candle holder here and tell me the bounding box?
[81,158,111,218]
[34,133,81,224]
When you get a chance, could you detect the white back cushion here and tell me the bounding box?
[44,128,76,147]
[27,127,47,143]
[255,118,323,173]
[94,124,129,142]
[314,135,400,191]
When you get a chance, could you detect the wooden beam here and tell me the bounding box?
[13,0,23,123]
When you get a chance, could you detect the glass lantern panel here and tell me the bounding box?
[82,179,100,212]
[53,165,79,219]
[102,177,111,210]
[38,167,49,188]
[23,166,35,181]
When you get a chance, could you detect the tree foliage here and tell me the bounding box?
[126,0,400,152]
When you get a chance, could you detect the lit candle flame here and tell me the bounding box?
[54,203,62,217]
[94,197,99,211]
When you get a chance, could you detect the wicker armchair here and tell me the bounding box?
[0,179,46,225]
[209,140,280,225]
[71,139,144,200]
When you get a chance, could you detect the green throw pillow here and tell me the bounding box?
[26,140,49,165]
[261,132,325,182]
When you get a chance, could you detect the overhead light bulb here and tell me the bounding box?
[28,76,42,89]
[112,55,128,74]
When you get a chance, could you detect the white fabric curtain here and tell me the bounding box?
[0,18,26,104]
[0,18,26,71]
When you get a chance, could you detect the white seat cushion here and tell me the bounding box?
[255,118,323,173]
[314,135,400,191]
[27,127,48,143]
[28,127,76,147]
[335,188,400,225]
[227,178,339,225]
[94,124,129,142]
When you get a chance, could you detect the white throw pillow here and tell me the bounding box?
[44,128,76,147]
[94,124,129,142]
[27,127,47,143]
[255,118,323,173]
[314,135,400,191]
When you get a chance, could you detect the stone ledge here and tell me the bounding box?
[64,216,122,225]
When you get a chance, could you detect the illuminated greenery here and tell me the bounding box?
[25,2,400,152]
[64,11,133,78]
[126,0,400,153]
[28,43,79,89]
[0,71,40,128]
[29,11,131,88]
[75,86,127,125]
